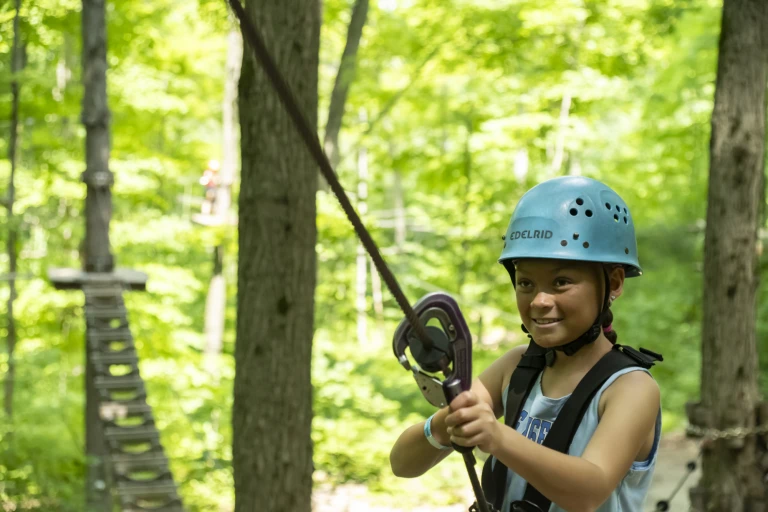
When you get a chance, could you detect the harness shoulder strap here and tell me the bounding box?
[519,344,662,510]
[481,341,546,510]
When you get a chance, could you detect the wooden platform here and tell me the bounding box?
[48,267,148,291]
[191,213,238,227]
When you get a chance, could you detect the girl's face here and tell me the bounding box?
[514,259,622,348]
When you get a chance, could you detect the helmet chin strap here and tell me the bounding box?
[506,263,612,366]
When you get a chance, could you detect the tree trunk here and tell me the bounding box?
[457,117,472,294]
[356,111,369,346]
[392,163,406,250]
[204,247,226,363]
[53,34,72,102]
[204,25,242,367]
[370,256,385,348]
[234,1,320,510]
[335,45,442,171]
[214,25,242,218]
[693,1,768,510]
[513,149,529,182]
[4,0,22,419]
[551,91,571,176]
[81,0,114,272]
[323,0,369,170]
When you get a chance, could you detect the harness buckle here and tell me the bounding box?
[640,347,664,362]
[617,345,662,369]
[509,500,545,511]
[469,501,500,512]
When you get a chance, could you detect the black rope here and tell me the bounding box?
[225,0,433,350]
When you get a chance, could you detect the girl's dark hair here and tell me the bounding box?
[602,307,617,344]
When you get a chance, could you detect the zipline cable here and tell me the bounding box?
[225,0,435,352]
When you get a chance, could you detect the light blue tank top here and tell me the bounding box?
[498,366,662,512]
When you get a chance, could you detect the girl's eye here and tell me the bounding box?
[517,280,532,288]
[554,278,571,287]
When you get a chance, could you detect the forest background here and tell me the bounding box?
[0,0,763,510]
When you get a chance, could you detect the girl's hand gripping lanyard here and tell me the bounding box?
[393,293,499,512]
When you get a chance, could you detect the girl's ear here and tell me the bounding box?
[608,265,626,299]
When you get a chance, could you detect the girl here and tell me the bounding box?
[390,176,661,512]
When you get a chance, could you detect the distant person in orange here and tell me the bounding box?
[200,159,220,214]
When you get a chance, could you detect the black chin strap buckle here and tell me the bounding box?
[558,323,602,356]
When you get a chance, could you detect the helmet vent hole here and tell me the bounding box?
[583,242,590,248]
[569,208,578,216]
[573,233,579,240]
[623,208,627,214]
[561,240,568,247]
[623,216,628,224]
[576,198,584,205]
[605,202,611,210]
[585,210,593,217]
[614,214,619,222]
[625,248,629,254]
[616,205,621,212]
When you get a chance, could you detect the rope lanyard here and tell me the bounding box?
[225,0,434,350]
[226,4,495,510]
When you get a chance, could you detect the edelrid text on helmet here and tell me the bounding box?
[499,176,642,277]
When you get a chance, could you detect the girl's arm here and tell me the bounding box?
[488,370,660,512]
[389,345,527,478]
[388,406,453,478]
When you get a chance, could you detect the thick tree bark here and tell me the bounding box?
[323,0,369,170]
[693,1,768,510]
[234,1,319,510]
[4,0,22,419]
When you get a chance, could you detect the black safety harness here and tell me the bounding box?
[481,342,662,512]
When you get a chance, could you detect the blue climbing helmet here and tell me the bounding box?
[499,176,641,359]
[499,176,641,277]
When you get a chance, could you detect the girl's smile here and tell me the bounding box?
[515,259,605,348]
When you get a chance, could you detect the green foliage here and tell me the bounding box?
[0,0,761,508]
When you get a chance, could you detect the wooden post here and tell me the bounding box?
[81,0,114,273]
[80,0,113,508]
[48,2,150,510]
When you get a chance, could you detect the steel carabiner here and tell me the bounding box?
[393,292,497,512]
[392,292,472,407]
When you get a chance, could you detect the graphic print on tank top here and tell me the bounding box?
[516,410,552,445]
